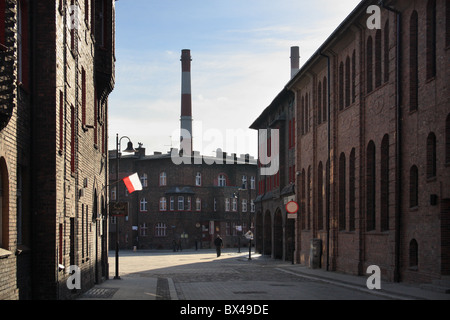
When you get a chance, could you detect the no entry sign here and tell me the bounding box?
[286,201,299,215]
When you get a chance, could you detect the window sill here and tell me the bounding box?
[0,248,13,259]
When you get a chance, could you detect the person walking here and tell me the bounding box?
[214,235,223,257]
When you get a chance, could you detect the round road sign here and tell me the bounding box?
[286,201,299,214]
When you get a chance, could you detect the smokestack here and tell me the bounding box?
[180,49,193,155]
[290,46,300,79]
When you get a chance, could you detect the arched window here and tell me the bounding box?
[339,152,346,231]
[410,11,419,112]
[345,56,351,107]
[305,92,309,133]
[0,158,9,249]
[426,0,437,80]
[375,29,382,88]
[159,172,167,186]
[339,61,344,110]
[366,141,376,231]
[426,132,437,179]
[367,36,373,93]
[318,162,324,230]
[307,166,311,230]
[409,239,418,269]
[349,148,356,231]
[352,50,356,103]
[301,168,306,230]
[381,135,389,231]
[410,165,419,208]
[384,20,390,83]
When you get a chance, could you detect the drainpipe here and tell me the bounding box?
[320,52,331,271]
[379,0,402,283]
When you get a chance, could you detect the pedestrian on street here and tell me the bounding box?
[214,234,223,257]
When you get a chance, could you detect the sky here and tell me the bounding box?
[108,0,362,158]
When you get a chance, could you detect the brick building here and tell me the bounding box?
[253,0,450,284]
[109,147,257,251]
[0,0,115,299]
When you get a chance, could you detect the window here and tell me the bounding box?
[410,165,419,208]
[339,153,346,231]
[352,51,356,103]
[111,186,116,201]
[70,105,75,173]
[159,197,167,211]
[375,30,382,88]
[59,91,64,153]
[349,148,356,231]
[241,175,247,189]
[140,173,148,187]
[367,36,373,93]
[195,198,201,212]
[159,172,167,186]
[427,132,437,179]
[225,198,230,212]
[345,56,351,108]
[218,174,226,187]
[410,11,419,112]
[250,176,255,190]
[242,199,247,212]
[178,196,184,211]
[339,61,344,110]
[140,198,147,212]
[232,197,237,212]
[170,196,174,211]
[409,239,418,269]
[318,81,322,124]
[214,198,217,212]
[317,162,324,230]
[250,200,255,213]
[381,135,389,231]
[155,223,167,237]
[187,196,191,211]
[322,76,327,122]
[0,158,9,249]
[307,166,311,230]
[195,172,201,186]
[81,68,86,126]
[366,141,376,231]
[384,20,390,83]
[426,0,437,80]
[140,223,148,237]
[301,168,306,230]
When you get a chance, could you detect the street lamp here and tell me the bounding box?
[114,134,136,280]
[233,187,244,253]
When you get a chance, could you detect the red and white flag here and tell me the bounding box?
[123,173,143,194]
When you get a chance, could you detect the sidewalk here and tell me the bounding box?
[78,250,450,300]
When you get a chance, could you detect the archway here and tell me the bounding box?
[273,209,283,259]
[0,157,9,250]
[263,210,272,256]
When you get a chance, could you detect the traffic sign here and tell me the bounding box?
[286,201,299,214]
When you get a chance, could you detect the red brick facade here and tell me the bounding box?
[0,0,115,299]
[253,0,450,284]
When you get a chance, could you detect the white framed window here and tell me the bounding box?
[218,174,226,187]
[140,173,148,187]
[195,172,201,186]
[196,198,201,211]
[159,197,167,211]
[170,196,174,211]
[178,196,184,211]
[140,223,148,236]
[155,223,167,237]
[140,198,148,212]
[242,199,247,212]
[187,196,192,211]
[225,198,230,212]
[250,176,256,190]
[232,198,237,212]
[159,172,167,186]
[251,200,255,212]
[242,175,247,189]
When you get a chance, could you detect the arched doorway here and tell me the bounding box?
[273,209,283,259]
[263,210,272,256]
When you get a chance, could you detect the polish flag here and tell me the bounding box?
[123,173,143,194]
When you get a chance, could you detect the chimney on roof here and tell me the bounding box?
[290,46,300,79]
[180,49,193,156]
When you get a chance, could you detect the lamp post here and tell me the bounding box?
[114,134,136,280]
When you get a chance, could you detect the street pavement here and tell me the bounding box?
[78,248,450,301]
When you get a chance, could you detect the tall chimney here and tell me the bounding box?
[180,49,193,155]
[290,46,300,79]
